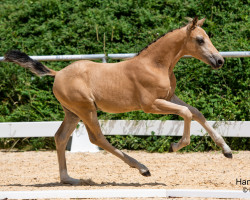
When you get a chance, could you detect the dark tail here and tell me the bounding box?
[4,50,56,77]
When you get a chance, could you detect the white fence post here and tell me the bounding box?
[70,123,99,153]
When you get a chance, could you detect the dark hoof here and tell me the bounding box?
[169,143,174,153]
[224,152,233,159]
[142,170,151,177]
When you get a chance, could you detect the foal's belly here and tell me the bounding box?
[95,97,141,113]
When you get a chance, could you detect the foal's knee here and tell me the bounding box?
[179,107,192,120]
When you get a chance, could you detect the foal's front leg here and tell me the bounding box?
[171,95,232,158]
[144,99,193,152]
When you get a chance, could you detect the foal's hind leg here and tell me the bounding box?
[75,104,151,177]
[170,95,232,158]
[54,107,80,185]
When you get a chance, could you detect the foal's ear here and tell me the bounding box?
[187,16,198,32]
[197,18,206,27]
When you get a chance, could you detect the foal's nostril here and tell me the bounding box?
[211,54,224,68]
[218,59,223,65]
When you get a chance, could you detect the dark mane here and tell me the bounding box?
[137,25,187,56]
[137,29,174,55]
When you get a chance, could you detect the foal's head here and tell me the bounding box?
[183,17,224,69]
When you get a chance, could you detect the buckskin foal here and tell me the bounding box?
[4,17,232,185]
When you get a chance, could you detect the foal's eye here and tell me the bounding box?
[196,37,205,45]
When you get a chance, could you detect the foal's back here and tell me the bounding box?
[53,59,143,113]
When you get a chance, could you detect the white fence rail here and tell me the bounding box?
[0,120,249,152]
[1,120,249,138]
[0,51,249,63]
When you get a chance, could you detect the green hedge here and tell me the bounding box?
[0,0,249,151]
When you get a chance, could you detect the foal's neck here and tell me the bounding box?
[138,27,187,73]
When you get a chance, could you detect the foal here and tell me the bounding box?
[5,17,232,185]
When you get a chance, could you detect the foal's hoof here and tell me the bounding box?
[223,152,233,159]
[61,178,81,185]
[61,178,95,186]
[141,170,151,177]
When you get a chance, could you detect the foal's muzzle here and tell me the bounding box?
[209,54,224,69]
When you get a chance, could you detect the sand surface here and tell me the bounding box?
[0,150,249,199]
